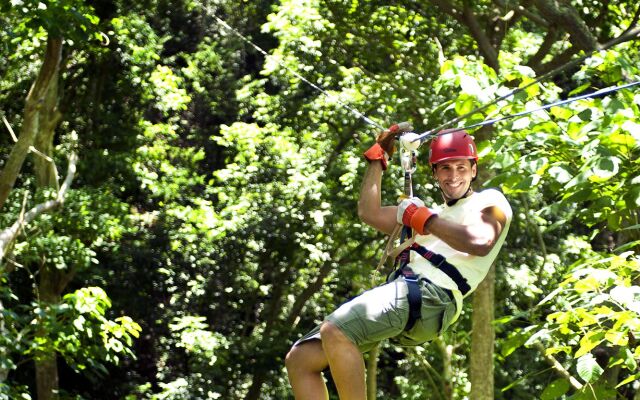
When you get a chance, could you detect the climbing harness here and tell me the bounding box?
[394,144,425,332]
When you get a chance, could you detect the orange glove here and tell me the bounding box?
[363,122,413,170]
[397,197,437,235]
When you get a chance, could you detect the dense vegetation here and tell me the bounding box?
[0,0,639,399]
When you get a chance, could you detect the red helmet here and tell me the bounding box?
[429,129,478,165]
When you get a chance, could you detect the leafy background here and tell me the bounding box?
[0,0,639,399]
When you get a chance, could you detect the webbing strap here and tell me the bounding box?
[410,244,471,295]
[404,276,422,331]
[373,224,403,275]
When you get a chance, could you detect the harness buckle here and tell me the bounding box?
[403,275,419,283]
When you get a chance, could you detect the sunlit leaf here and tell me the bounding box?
[576,353,604,383]
[575,331,604,358]
[540,378,570,400]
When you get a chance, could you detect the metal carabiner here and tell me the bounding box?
[398,145,417,199]
[399,146,417,175]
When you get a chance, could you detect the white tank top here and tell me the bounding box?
[409,189,512,321]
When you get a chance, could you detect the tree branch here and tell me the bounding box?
[622,4,640,37]
[526,27,559,70]
[534,342,583,390]
[0,152,77,269]
[428,0,501,71]
[493,0,549,27]
[605,26,640,51]
[461,3,500,71]
[532,0,599,51]
[536,45,580,75]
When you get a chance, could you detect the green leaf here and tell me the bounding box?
[589,156,620,181]
[512,117,530,130]
[604,329,628,346]
[575,331,605,358]
[549,106,573,119]
[548,165,572,184]
[577,108,592,121]
[540,378,570,400]
[576,353,604,383]
[568,83,591,96]
[623,348,638,371]
[616,372,640,388]
[455,94,475,115]
[501,329,530,357]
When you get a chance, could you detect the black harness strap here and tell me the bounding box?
[394,268,423,332]
[393,266,455,332]
[392,242,470,332]
[409,244,471,295]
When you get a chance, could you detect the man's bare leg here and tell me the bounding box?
[286,339,330,400]
[320,321,366,400]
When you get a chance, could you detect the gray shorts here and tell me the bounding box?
[295,276,457,353]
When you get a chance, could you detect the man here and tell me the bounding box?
[285,124,512,399]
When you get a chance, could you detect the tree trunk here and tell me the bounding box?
[35,356,59,400]
[0,37,62,210]
[436,338,454,400]
[0,36,64,388]
[29,36,66,400]
[34,72,62,188]
[36,266,63,400]
[35,262,74,400]
[366,342,381,400]
[469,265,495,400]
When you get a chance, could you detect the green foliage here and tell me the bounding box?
[543,254,639,378]
[1,0,101,41]
[139,316,229,400]
[2,0,640,398]
[30,287,141,375]
[479,45,640,397]
[6,187,129,271]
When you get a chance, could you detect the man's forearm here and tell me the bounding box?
[358,161,398,235]
[425,211,502,256]
[358,161,384,220]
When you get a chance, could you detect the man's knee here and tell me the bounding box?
[319,321,347,343]
[286,340,328,374]
[285,345,302,371]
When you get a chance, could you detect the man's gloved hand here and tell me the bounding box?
[397,197,437,235]
[363,122,413,170]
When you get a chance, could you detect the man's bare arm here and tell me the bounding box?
[357,161,398,235]
[425,206,507,256]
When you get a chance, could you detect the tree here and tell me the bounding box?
[0,2,141,398]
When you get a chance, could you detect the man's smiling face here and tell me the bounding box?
[433,159,477,202]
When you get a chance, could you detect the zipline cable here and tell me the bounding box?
[212,14,386,133]
[410,79,640,143]
[212,12,640,146]
[424,30,640,137]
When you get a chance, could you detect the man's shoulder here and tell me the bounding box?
[476,187,507,199]
[474,188,512,213]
